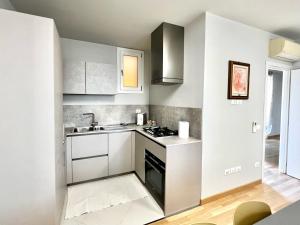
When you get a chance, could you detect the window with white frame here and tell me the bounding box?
[117,48,144,93]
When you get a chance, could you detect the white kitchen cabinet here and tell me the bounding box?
[109,132,133,175]
[72,156,108,183]
[66,137,73,184]
[135,132,145,182]
[63,60,86,94]
[86,62,117,95]
[131,132,136,171]
[0,9,64,225]
[72,134,108,159]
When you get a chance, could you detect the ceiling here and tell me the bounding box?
[10,0,300,50]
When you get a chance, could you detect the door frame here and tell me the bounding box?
[263,60,292,175]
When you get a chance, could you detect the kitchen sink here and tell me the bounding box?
[73,126,100,133]
[101,125,128,131]
[72,125,128,133]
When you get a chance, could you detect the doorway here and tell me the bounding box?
[264,69,283,171]
[263,62,292,179]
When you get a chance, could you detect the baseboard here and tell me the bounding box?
[201,180,262,204]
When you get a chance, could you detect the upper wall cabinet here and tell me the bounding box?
[62,39,144,95]
[86,62,117,95]
[63,61,118,95]
[117,48,144,93]
[63,60,86,94]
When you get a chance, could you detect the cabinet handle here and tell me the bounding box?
[121,70,124,76]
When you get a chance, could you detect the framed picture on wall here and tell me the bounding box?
[227,60,250,99]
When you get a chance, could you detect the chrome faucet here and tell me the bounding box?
[83,113,98,127]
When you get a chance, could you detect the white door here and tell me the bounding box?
[287,69,300,179]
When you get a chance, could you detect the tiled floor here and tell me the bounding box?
[61,174,164,225]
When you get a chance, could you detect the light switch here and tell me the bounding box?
[252,122,261,133]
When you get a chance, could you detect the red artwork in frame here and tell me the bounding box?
[228,60,250,99]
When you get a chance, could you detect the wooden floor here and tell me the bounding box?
[151,162,300,225]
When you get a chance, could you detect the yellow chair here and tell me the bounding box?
[233,201,272,225]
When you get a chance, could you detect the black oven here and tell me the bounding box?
[145,149,165,209]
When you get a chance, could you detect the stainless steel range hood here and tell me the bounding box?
[151,22,184,85]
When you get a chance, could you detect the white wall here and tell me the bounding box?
[53,25,66,225]
[0,9,64,225]
[149,14,205,108]
[0,0,14,10]
[201,13,271,199]
[61,38,150,105]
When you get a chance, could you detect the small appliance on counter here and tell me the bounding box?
[178,121,189,139]
[136,112,147,126]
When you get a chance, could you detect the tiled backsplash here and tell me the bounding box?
[149,105,202,139]
[63,104,202,139]
[63,105,149,127]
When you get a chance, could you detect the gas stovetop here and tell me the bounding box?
[143,126,178,137]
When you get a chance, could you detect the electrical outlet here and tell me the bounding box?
[225,169,231,176]
[254,161,261,168]
[225,166,242,176]
[236,166,242,172]
[231,100,243,105]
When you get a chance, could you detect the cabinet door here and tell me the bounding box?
[66,137,73,184]
[63,60,86,94]
[109,132,132,175]
[131,132,135,171]
[135,132,145,182]
[86,62,117,95]
[72,134,108,159]
[72,156,108,183]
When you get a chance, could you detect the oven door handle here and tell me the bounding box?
[145,158,165,174]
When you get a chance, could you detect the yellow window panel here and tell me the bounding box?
[123,55,138,88]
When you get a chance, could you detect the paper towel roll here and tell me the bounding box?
[179,121,189,139]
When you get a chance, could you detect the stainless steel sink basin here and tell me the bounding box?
[73,127,91,133]
[101,125,128,131]
[72,125,128,133]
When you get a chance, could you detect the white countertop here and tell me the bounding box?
[66,125,201,147]
[134,127,201,147]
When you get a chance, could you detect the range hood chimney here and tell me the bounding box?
[151,22,184,85]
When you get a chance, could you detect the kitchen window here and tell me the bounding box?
[117,47,144,93]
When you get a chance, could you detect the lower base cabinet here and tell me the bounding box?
[72,156,108,183]
[109,132,133,176]
[135,132,145,182]
[66,131,134,184]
